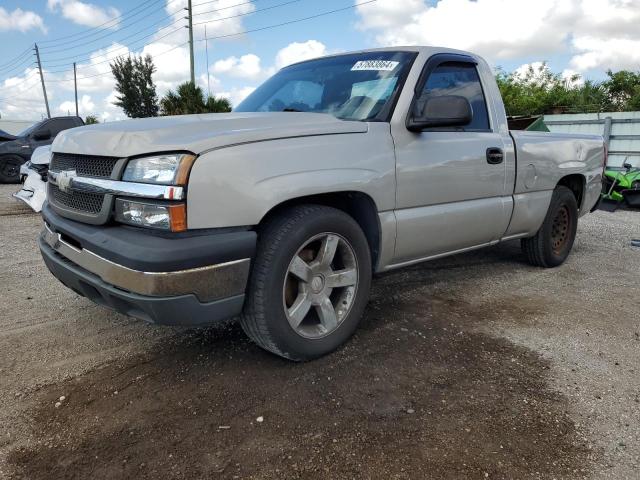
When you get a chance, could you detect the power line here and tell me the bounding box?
[43,41,191,83]
[0,57,36,77]
[198,0,377,40]
[193,0,303,24]
[0,0,183,80]
[193,0,264,17]
[41,14,184,61]
[38,0,178,45]
[41,23,186,69]
[192,0,223,6]
[40,0,184,52]
[0,46,34,70]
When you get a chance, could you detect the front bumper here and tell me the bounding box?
[39,206,256,326]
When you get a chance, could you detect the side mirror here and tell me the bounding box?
[32,128,51,141]
[407,95,472,132]
[623,162,633,170]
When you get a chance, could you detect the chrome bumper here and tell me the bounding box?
[42,224,250,303]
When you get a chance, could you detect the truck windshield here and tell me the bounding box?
[235,51,417,122]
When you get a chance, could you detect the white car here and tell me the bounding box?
[13,145,51,212]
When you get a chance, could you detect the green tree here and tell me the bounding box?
[159,82,231,116]
[110,54,159,118]
[495,63,611,116]
[85,115,99,124]
[603,70,640,111]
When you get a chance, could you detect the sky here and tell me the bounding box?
[1,0,639,122]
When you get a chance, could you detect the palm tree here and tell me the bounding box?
[160,82,232,115]
[205,95,232,113]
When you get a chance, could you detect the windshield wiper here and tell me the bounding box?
[282,108,302,112]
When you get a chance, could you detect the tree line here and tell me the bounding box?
[104,54,640,120]
[496,63,640,117]
[109,54,231,119]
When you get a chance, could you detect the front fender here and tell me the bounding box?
[186,124,396,229]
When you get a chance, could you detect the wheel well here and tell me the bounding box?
[259,192,381,269]
[557,174,585,210]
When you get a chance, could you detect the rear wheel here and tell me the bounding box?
[0,155,24,183]
[522,185,578,267]
[240,204,372,361]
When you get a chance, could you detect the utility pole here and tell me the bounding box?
[34,43,51,119]
[73,62,79,117]
[186,0,195,85]
[204,24,210,97]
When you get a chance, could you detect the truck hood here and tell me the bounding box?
[0,129,17,142]
[52,112,369,157]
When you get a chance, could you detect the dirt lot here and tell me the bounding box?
[0,184,638,479]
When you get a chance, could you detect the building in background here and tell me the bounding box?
[544,112,640,168]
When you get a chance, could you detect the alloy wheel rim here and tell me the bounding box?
[283,233,358,339]
[551,205,571,254]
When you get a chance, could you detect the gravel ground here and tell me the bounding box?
[0,183,638,479]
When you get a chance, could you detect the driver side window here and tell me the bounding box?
[421,63,490,131]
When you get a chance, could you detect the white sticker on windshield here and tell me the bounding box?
[351,60,400,72]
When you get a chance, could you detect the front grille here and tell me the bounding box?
[50,184,104,214]
[49,153,120,218]
[50,153,119,179]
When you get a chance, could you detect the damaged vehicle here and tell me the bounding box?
[13,145,51,212]
[0,116,83,183]
[601,160,640,209]
[38,47,605,361]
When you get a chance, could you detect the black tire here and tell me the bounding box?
[0,155,24,183]
[240,204,372,361]
[521,185,578,268]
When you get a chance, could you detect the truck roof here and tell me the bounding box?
[288,46,480,67]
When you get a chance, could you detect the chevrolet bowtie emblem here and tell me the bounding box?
[56,170,77,193]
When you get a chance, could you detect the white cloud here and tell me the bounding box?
[47,0,120,28]
[141,42,191,93]
[570,37,640,71]
[219,86,256,107]
[0,67,50,120]
[58,94,95,116]
[0,7,46,33]
[561,69,584,87]
[355,0,572,60]
[355,0,640,74]
[197,73,221,92]
[275,40,327,69]
[511,62,585,88]
[212,54,263,79]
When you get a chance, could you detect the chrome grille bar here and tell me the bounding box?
[48,171,184,201]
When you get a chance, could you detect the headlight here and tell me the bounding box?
[115,199,187,232]
[122,153,195,185]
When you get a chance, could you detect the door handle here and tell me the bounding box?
[486,147,504,164]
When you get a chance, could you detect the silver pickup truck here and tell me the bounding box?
[39,46,605,360]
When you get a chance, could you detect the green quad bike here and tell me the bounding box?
[601,160,640,210]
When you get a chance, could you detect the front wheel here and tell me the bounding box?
[0,155,24,183]
[521,185,578,268]
[240,204,372,361]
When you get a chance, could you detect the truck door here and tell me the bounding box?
[391,54,513,265]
